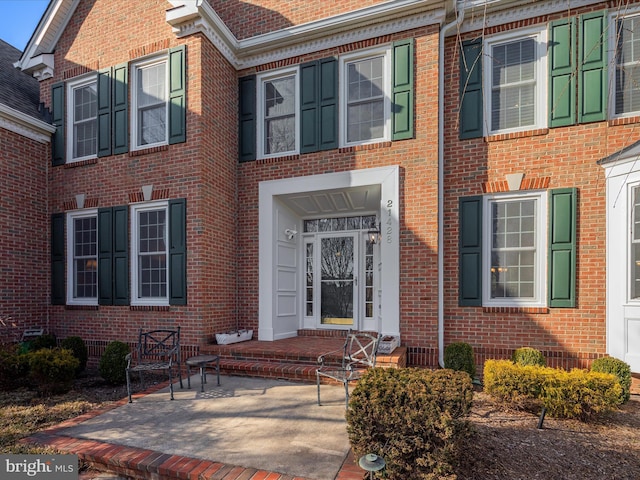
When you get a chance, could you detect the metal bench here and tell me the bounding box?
[126,327,183,403]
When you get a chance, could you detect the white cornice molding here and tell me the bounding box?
[455,0,608,35]
[168,0,445,69]
[0,104,56,144]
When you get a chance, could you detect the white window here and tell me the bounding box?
[340,46,392,146]
[484,27,547,135]
[131,201,168,305]
[66,210,98,305]
[132,56,168,150]
[612,12,640,117]
[66,76,97,161]
[483,191,547,307]
[257,67,299,159]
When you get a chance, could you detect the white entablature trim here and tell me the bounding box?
[167,0,445,70]
[0,104,56,143]
[456,0,609,35]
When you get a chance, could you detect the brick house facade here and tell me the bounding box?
[6,0,640,373]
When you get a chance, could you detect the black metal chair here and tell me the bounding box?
[126,327,183,403]
[316,330,380,407]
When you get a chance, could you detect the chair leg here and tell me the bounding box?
[344,381,349,409]
[317,372,322,406]
[169,367,174,400]
[187,364,192,389]
[126,369,132,403]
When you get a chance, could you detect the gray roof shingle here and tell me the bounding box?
[0,39,44,120]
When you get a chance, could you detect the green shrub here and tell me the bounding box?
[26,348,79,395]
[61,336,88,375]
[346,368,473,479]
[484,359,622,420]
[99,341,129,385]
[443,342,476,378]
[512,347,546,366]
[590,356,631,404]
[0,344,29,391]
[29,333,57,351]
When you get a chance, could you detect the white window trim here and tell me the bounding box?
[66,75,98,163]
[66,209,98,305]
[339,45,392,148]
[609,9,640,119]
[130,54,169,152]
[130,200,169,306]
[256,66,300,159]
[482,190,548,308]
[483,26,548,136]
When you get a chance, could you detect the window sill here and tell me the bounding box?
[64,158,98,169]
[339,141,392,153]
[609,116,640,127]
[130,305,170,311]
[129,144,169,157]
[483,306,549,314]
[485,128,549,142]
[65,304,99,310]
[256,153,300,165]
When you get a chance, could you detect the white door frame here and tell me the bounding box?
[258,166,400,341]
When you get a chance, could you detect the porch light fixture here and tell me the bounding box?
[359,453,385,479]
[284,228,297,240]
[368,223,381,244]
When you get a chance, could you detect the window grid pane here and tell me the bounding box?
[632,187,640,299]
[490,199,537,299]
[346,56,385,143]
[137,62,167,146]
[73,82,97,158]
[138,209,167,298]
[491,38,536,131]
[73,216,97,299]
[616,17,640,114]
[262,75,296,155]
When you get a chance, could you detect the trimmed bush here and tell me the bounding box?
[61,336,88,375]
[29,333,57,352]
[27,348,79,395]
[484,359,622,420]
[444,342,476,378]
[99,341,129,385]
[512,347,546,366]
[0,344,29,391]
[347,368,473,479]
[591,356,631,404]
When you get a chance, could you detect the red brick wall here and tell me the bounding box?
[41,0,239,349]
[236,25,442,349]
[210,0,390,40]
[441,1,632,369]
[0,128,49,338]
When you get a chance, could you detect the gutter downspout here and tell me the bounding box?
[438,1,465,367]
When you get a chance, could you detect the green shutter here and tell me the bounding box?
[239,75,256,162]
[459,39,483,139]
[98,208,113,305]
[51,213,65,305]
[51,82,65,166]
[548,188,577,308]
[578,11,607,123]
[300,60,319,153]
[392,39,414,140]
[319,58,338,150]
[169,199,187,305]
[112,206,129,305]
[97,68,112,157]
[459,196,483,306]
[549,18,577,127]
[168,45,186,144]
[112,62,128,154]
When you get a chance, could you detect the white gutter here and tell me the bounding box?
[438,1,466,368]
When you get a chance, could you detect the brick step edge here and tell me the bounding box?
[219,358,319,382]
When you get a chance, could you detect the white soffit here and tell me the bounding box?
[167,0,445,69]
[278,185,381,217]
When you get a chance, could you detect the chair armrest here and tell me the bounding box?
[317,348,344,366]
[125,352,132,368]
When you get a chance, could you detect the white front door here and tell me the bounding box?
[319,234,358,327]
[606,165,640,372]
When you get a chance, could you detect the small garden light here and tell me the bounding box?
[358,453,385,479]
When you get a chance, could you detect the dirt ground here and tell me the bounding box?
[455,391,640,480]
[73,373,639,480]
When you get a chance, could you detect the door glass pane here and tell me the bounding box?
[320,236,354,325]
[632,187,640,299]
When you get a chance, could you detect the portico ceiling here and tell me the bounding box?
[277,185,381,217]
